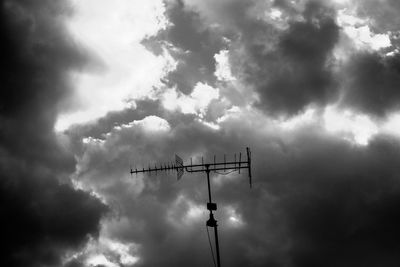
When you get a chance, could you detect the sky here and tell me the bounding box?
[2,0,400,266]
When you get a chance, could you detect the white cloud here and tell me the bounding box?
[64,233,140,267]
[84,237,139,267]
[269,8,283,20]
[332,0,350,5]
[343,25,391,50]
[214,50,235,82]
[82,136,105,145]
[162,82,219,117]
[382,112,400,137]
[104,238,139,266]
[323,106,379,146]
[197,119,221,130]
[121,115,171,132]
[337,9,391,51]
[86,254,119,267]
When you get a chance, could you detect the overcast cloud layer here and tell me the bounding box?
[2,0,400,267]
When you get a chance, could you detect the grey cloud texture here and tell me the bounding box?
[250,2,339,115]
[166,0,341,116]
[263,133,400,267]
[340,52,400,116]
[143,0,225,95]
[71,106,400,266]
[1,1,108,266]
[164,0,400,117]
[354,0,400,32]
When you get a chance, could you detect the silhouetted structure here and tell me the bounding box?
[130,147,252,267]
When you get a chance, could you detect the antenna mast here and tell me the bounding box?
[130,147,252,267]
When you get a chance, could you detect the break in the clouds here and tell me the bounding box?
[55,0,172,131]
[3,0,400,267]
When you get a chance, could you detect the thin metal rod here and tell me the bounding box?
[206,165,221,267]
[206,165,212,203]
[247,147,252,188]
[213,155,216,173]
[214,223,221,267]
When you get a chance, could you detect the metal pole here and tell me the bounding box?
[205,166,221,267]
[214,222,221,267]
[206,165,212,203]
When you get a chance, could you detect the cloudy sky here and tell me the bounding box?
[2,0,400,266]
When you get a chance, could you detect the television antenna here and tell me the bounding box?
[130,147,252,267]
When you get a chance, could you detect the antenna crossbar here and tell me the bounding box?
[130,147,252,187]
[130,163,250,176]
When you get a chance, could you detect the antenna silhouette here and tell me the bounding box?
[130,147,252,267]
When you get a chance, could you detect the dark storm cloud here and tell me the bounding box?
[0,1,108,266]
[230,0,340,116]
[142,0,225,94]
[260,132,400,267]
[340,52,400,117]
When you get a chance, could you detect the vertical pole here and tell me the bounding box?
[206,165,212,203]
[206,166,221,267]
[246,147,252,188]
[214,223,221,267]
